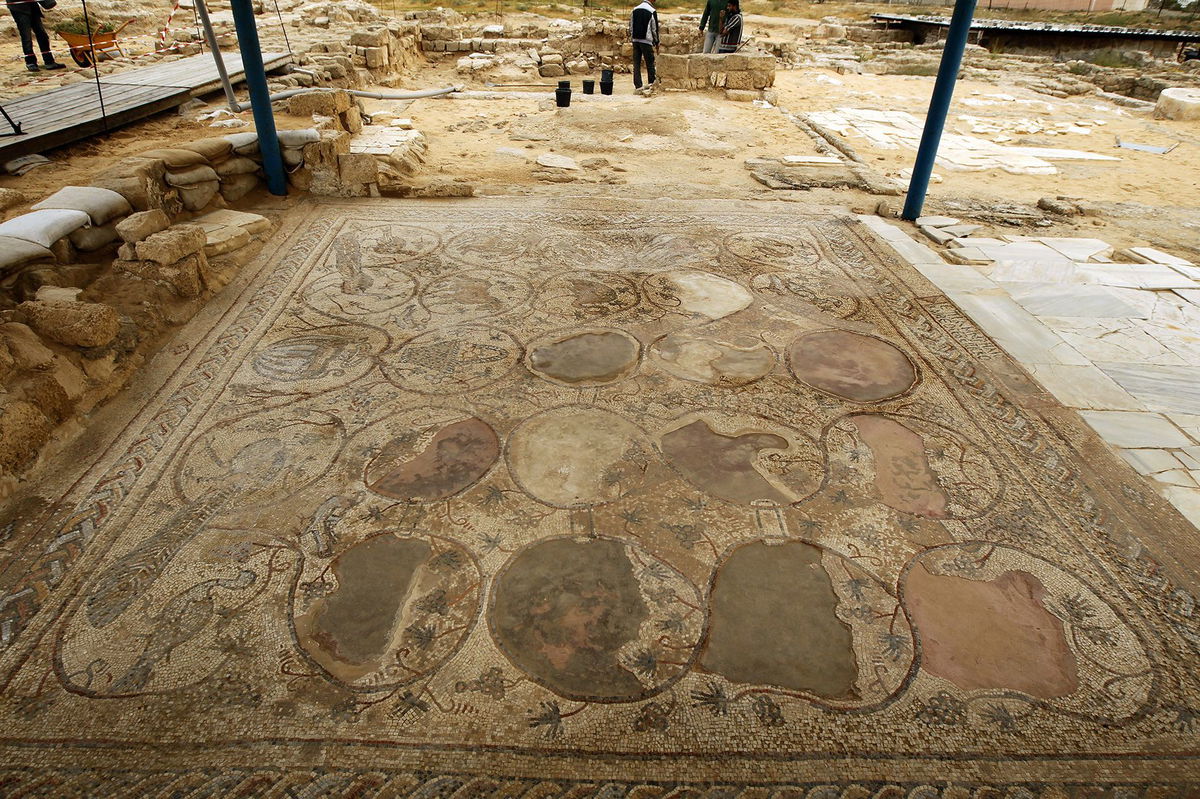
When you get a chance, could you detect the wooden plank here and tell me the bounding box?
[102,50,291,92]
[0,83,189,162]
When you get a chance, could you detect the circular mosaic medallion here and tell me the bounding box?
[526,329,641,387]
[535,269,640,321]
[419,269,531,322]
[363,413,500,503]
[750,270,862,320]
[648,330,775,386]
[787,329,917,402]
[443,226,530,265]
[292,534,481,690]
[724,231,820,267]
[507,406,653,508]
[382,326,521,395]
[643,271,753,320]
[489,536,704,702]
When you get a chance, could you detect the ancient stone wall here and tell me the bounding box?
[656,51,777,100]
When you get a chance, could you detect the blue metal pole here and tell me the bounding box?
[229,0,287,196]
[901,0,979,221]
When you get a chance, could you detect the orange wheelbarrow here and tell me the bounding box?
[58,19,134,68]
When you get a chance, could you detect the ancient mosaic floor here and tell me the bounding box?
[1,198,1199,794]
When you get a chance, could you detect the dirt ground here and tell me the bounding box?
[1,5,1199,259]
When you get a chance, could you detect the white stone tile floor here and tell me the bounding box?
[862,214,1200,528]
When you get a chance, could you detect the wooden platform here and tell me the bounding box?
[0,50,291,163]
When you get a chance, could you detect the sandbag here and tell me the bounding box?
[179,181,220,211]
[219,173,260,203]
[225,132,260,156]
[282,148,305,167]
[137,148,210,169]
[164,165,221,187]
[215,156,262,177]
[33,186,132,226]
[69,223,120,252]
[179,138,235,163]
[277,129,322,147]
[0,209,91,248]
[0,235,55,274]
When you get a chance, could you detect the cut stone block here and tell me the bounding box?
[915,215,959,228]
[920,225,955,245]
[1128,247,1193,267]
[944,247,992,265]
[536,153,580,170]
[135,224,206,265]
[19,299,120,348]
[203,225,251,257]
[116,209,171,244]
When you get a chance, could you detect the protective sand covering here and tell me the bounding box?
[0,198,1198,792]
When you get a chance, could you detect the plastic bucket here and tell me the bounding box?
[555,86,572,107]
[582,79,595,94]
[601,69,614,83]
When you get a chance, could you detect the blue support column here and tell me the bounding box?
[229,0,287,196]
[901,0,979,221]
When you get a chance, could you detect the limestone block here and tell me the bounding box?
[135,224,206,265]
[114,251,206,299]
[288,89,353,117]
[688,53,722,80]
[0,399,53,475]
[566,60,590,75]
[541,52,564,65]
[341,106,364,134]
[656,54,688,80]
[364,46,389,68]
[19,299,121,348]
[725,89,760,102]
[750,70,774,89]
[709,71,727,89]
[815,23,846,38]
[0,322,56,371]
[339,152,380,184]
[115,209,171,244]
[303,130,352,170]
[197,209,271,235]
[33,186,131,226]
[91,157,176,213]
[351,27,388,47]
[203,225,251,257]
[539,63,565,78]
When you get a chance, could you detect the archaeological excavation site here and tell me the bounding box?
[0,0,1199,792]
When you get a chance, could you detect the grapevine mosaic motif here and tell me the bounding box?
[2,200,1198,790]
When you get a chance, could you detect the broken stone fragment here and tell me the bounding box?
[19,299,121,348]
[114,250,207,299]
[288,90,352,117]
[0,399,54,475]
[203,225,251,257]
[338,152,380,184]
[536,153,580,170]
[0,322,56,370]
[115,209,171,244]
[195,209,271,235]
[135,224,207,265]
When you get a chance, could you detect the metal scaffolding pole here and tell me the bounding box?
[901,0,979,221]
[229,0,287,196]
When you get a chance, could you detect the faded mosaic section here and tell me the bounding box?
[0,200,1198,790]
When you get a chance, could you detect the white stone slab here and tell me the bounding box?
[1028,363,1145,411]
[947,290,1089,365]
[1128,246,1193,266]
[990,259,1077,284]
[1079,410,1192,448]
[1003,283,1143,319]
[1035,237,1113,262]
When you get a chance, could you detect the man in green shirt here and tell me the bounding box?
[698,0,727,54]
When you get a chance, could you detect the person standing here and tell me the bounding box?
[698,0,727,54]
[630,0,658,92]
[718,0,742,53]
[6,0,66,72]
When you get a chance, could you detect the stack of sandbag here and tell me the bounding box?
[35,185,133,255]
[137,148,222,212]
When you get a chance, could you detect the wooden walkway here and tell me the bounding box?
[0,50,291,163]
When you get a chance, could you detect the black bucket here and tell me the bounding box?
[555,86,572,107]
[558,79,571,89]
[601,68,614,82]
[599,81,613,96]
[582,79,595,94]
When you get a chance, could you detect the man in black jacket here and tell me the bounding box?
[629,0,658,91]
[6,0,66,72]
